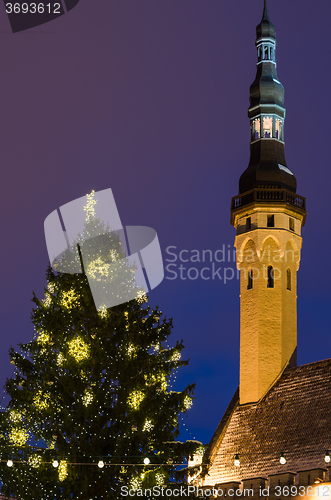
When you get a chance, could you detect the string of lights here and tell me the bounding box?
[232,450,331,467]
[3,450,330,468]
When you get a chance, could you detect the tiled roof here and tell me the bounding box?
[204,359,331,486]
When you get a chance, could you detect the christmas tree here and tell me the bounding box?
[0,192,202,499]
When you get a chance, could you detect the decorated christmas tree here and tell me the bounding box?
[0,192,201,499]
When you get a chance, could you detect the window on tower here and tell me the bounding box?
[267,266,274,288]
[246,217,251,231]
[247,269,253,290]
[263,116,273,138]
[275,119,282,140]
[267,215,275,227]
[289,218,294,231]
[264,46,269,60]
[287,269,291,291]
[253,118,260,140]
[258,47,262,61]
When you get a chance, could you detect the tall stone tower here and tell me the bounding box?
[230,0,307,405]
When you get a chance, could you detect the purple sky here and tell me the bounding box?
[0,0,330,445]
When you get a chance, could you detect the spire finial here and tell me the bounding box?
[262,0,270,22]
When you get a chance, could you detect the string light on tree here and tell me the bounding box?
[0,190,197,499]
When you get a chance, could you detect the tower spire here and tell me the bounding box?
[237,0,297,195]
[262,0,270,22]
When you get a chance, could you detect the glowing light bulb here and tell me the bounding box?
[143,457,150,465]
[234,454,240,467]
[52,460,59,468]
[325,451,331,463]
[280,453,286,465]
[98,461,104,468]
[7,460,13,467]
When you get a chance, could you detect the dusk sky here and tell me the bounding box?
[0,0,330,446]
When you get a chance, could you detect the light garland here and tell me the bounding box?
[68,337,90,362]
[86,257,111,280]
[43,295,52,307]
[98,305,108,318]
[9,410,22,423]
[142,419,154,432]
[144,373,167,391]
[58,460,68,481]
[170,351,181,362]
[8,427,29,447]
[57,353,65,366]
[129,475,142,491]
[61,289,79,310]
[33,390,50,411]
[127,391,145,410]
[82,389,94,407]
[28,454,42,469]
[127,343,137,358]
[83,189,97,221]
[136,290,148,304]
[183,395,193,410]
[154,471,166,486]
[36,331,50,345]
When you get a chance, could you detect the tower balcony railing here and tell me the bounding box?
[231,188,306,212]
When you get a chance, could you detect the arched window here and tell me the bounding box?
[287,269,291,291]
[247,269,253,290]
[275,119,282,140]
[267,266,274,288]
[263,116,273,138]
[253,118,260,140]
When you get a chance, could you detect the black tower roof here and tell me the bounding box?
[238,0,297,195]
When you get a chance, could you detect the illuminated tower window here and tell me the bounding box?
[263,117,273,138]
[287,269,291,291]
[275,119,282,140]
[267,266,274,288]
[252,118,260,140]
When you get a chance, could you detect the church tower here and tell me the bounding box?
[230,0,307,405]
